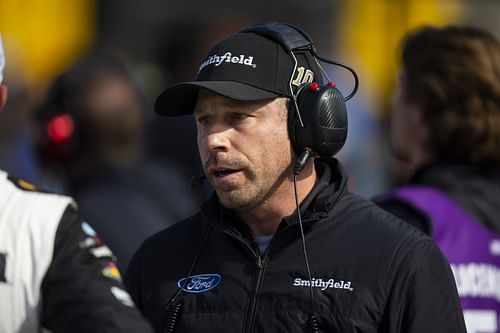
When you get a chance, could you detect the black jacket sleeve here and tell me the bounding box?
[381,239,466,333]
[40,205,154,333]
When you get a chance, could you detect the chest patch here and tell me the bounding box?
[177,274,221,293]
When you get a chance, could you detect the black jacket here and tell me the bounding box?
[125,159,466,333]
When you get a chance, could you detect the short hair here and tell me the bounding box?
[400,26,500,167]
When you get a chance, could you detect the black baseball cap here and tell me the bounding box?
[154,27,323,116]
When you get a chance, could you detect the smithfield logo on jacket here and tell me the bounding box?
[293,277,354,292]
[177,274,222,293]
[198,52,256,73]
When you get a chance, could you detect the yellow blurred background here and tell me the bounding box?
[0,0,94,88]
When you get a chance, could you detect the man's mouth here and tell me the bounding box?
[214,169,240,177]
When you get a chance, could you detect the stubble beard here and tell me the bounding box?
[216,160,293,212]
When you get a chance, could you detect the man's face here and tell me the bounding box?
[194,89,294,211]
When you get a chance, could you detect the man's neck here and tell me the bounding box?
[236,160,317,236]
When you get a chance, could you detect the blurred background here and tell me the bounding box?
[1,0,500,199]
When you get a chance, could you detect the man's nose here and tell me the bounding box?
[205,125,231,152]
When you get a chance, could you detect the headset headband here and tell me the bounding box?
[239,22,315,53]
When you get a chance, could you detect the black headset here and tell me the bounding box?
[240,23,358,163]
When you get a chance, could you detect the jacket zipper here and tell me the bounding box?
[243,253,267,333]
[219,229,263,333]
[221,229,265,333]
[241,222,301,333]
[222,219,318,333]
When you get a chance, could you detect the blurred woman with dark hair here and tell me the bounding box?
[375,25,500,332]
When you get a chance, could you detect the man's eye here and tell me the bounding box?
[231,113,248,121]
[197,116,211,125]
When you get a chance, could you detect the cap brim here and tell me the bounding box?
[154,81,281,116]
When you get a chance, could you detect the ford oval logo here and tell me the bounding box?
[177,274,222,293]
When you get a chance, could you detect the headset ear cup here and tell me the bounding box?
[290,83,348,158]
[35,111,78,166]
[34,70,85,168]
[34,88,81,167]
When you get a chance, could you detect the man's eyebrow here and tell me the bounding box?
[193,106,204,116]
[193,96,212,115]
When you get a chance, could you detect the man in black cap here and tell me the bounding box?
[125,23,466,333]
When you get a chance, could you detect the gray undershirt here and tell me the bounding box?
[255,234,274,254]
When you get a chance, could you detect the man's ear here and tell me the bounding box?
[0,84,8,111]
